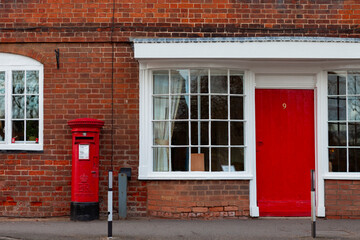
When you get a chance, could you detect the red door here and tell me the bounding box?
[256,89,315,216]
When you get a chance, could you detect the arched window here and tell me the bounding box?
[0,53,43,150]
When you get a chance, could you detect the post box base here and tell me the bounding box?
[70,202,99,221]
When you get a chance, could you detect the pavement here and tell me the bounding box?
[0,217,360,240]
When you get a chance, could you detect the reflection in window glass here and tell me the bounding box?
[328,72,346,95]
[153,69,245,172]
[329,148,347,172]
[348,72,360,95]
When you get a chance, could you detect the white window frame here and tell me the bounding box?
[0,53,43,151]
[139,61,255,180]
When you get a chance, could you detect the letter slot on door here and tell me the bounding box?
[68,118,104,221]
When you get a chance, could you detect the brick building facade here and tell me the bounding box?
[1,1,360,219]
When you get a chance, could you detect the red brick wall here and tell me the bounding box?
[147,181,249,219]
[325,180,360,219]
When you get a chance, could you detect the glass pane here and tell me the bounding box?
[231,147,244,171]
[211,121,228,145]
[329,148,347,172]
[191,147,209,171]
[12,121,24,141]
[12,71,25,94]
[0,72,5,94]
[12,96,24,119]
[328,97,346,121]
[171,147,189,171]
[26,70,39,94]
[328,123,347,146]
[26,120,39,141]
[211,147,228,171]
[230,96,243,120]
[328,72,346,95]
[190,69,208,93]
[153,96,169,120]
[190,96,208,119]
[153,122,169,145]
[170,70,188,94]
[211,96,228,119]
[153,70,169,94]
[171,95,189,119]
[349,148,360,172]
[348,97,360,120]
[349,123,360,146]
[231,122,244,145]
[171,121,189,145]
[210,69,227,93]
[191,121,209,146]
[26,95,39,119]
[153,147,169,171]
[0,120,4,141]
[230,71,243,94]
[348,72,360,95]
[0,96,4,119]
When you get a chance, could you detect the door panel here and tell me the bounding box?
[256,89,315,216]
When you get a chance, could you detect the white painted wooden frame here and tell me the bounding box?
[0,53,43,151]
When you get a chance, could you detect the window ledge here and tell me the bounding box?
[323,173,360,180]
[139,172,253,180]
[0,144,43,151]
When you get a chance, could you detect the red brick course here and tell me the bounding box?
[325,180,360,219]
[147,181,249,219]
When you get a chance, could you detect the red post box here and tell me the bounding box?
[68,118,104,221]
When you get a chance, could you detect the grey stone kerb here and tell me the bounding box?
[132,37,360,44]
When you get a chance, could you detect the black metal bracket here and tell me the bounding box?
[55,49,60,69]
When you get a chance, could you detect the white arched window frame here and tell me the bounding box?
[0,53,43,150]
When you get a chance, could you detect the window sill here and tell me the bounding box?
[138,172,253,180]
[323,173,360,180]
[0,144,43,151]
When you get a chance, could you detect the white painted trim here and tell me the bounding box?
[0,53,42,66]
[255,74,315,89]
[134,42,360,60]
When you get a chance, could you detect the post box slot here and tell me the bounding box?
[75,136,94,140]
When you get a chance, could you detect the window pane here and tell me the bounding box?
[190,96,208,119]
[0,120,4,141]
[191,147,209,171]
[153,122,169,145]
[328,123,347,146]
[349,123,360,146]
[0,96,4,119]
[0,72,5,94]
[153,70,169,94]
[190,69,208,93]
[26,120,38,142]
[231,122,244,145]
[348,97,360,120]
[153,96,169,120]
[230,96,243,120]
[328,97,346,121]
[12,121,24,141]
[329,148,347,172]
[171,121,188,145]
[12,71,25,94]
[26,71,39,94]
[12,96,24,119]
[211,121,228,145]
[171,147,189,171]
[348,72,360,95]
[171,70,188,94]
[153,147,169,172]
[171,95,189,119]
[191,121,208,146]
[230,71,243,94]
[231,147,244,171]
[210,69,227,93]
[26,95,39,119]
[349,148,360,172]
[328,72,346,95]
[211,147,228,171]
[211,95,228,119]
